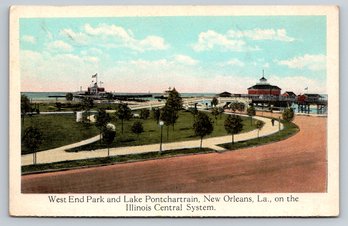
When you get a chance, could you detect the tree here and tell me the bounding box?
[95,109,111,143]
[211,107,219,123]
[230,102,239,114]
[165,88,182,130]
[152,108,161,124]
[218,107,224,119]
[237,102,245,112]
[81,97,94,119]
[255,120,265,139]
[160,105,177,140]
[116,103,132,134]
[193,112,214,149]
[65,92,73,102]
[247,106,256,126]
[166,88,183,111]
[22,126,43,164]
[55,102,62,111]
[131,121,144,137]
[102,124,116,157]
[106,93,114,104]
[211,97,219,107]
[224,114,243,146]
[140,108,150,120]
[190,104,199,119]
[21,94,32,127]
[282,108,295,122]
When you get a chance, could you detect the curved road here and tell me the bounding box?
[22,115,326,193]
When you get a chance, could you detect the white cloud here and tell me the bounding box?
[20,50,326,94]
[83,56,99,64]
[263,63,270,68]
[22,35,36,44]
[20,50,43,66]
[192,27,294,52]
[20,50,99,91]
[224,59,245,67]
[277,54,326,71]
[137,35,168,51]
[46,31,53,40]
[228,28,295,42]
[192,30,257,52]
[271,75,326,94]
[116,55,198,70]
[105,58,261,93]
[60,23,169,51]
[84,23,130,40]
[105,57,327,94]
[126,59,172,68]
[80,48,103,56]
[174,54,198,65]
[104,62,258,93]
[46,40,73,52]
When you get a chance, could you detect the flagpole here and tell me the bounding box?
[96,73,98,96]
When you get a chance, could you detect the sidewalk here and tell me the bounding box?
[21,114,283,166]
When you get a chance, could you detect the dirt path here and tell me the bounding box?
[21,115,327,193]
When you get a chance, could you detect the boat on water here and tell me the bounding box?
[74,73,152,101]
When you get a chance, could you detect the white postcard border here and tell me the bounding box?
[9,5,339,217]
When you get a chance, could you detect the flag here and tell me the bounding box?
[92,73,97,78]
[304,87,308,90]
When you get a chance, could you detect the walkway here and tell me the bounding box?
[22,115,327,193]
[21,113,282,166]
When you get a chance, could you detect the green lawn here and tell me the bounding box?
[217,119,299,150]
[21,111,258,155]
[22,147,215,174]
[21,114,99,154]
[35,102,117,112]
[67,111,258,152]
[22,118,299,174]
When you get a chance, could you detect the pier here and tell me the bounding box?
[249,95,327,114]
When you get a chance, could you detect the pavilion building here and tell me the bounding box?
[247,75,281,96]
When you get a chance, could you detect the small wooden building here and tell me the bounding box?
[282,91,297,98]
[218,91,232,97]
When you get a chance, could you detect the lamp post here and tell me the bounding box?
[278,116,281,133]
[159,121,164,154]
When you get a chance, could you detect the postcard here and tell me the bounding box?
[9,5,339,217]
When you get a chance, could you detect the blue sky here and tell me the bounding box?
[20,16,327,94]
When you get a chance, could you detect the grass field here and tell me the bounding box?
[21,112,300,174]
[22,118,299,174]
[218,119,299,150]
[21,110,257,154]
[34,102,117,112]
[22,147,215,174]
[21,114,99,154]
[67,111,258,152]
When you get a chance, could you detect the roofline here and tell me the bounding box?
[247,86,281,90]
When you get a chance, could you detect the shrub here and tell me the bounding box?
[131,121,144,137]
[282,108,295,122]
